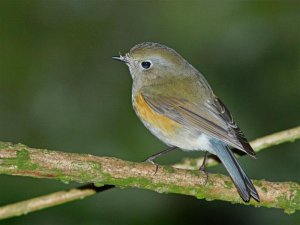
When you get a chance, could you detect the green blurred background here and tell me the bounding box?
[0,0,299,224]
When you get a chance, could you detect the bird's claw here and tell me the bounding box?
[199,165,209,185]
[143,157,159,175]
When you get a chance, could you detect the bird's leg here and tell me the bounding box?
[199,151,209,185]
[143,146,178,174]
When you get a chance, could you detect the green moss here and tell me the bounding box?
[277,189,300,215]
[16,149,30,158]
[91,162,102,170]
[0,141,12,149]
[59,176,71,184]
[277,196,294,215]
[224,180,233,189]
[261,186,268,193]
[284,208,296,214]
[195,190,206,199]
[253,180,263,187]
[16,149,38,170]
[94,182,105,187]
[96,174,193,197]
[163,166,176,173]
[114,177,152,188]
[167,184,191,195]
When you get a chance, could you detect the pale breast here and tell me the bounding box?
[132,92,214,152]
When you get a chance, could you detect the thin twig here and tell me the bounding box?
[0,126,299,219]
[0,184,114,220]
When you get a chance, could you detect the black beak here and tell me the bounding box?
[112,56,128,63]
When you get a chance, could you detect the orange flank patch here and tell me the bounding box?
[134,93,180,133]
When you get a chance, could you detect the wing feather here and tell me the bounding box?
[142,92,255,157]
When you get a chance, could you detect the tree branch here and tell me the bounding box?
[0,184,114,220]
[0,126,299,220]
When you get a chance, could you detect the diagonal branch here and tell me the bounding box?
[0,129,299,220]
[0,127,300,219]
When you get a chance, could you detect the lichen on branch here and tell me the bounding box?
[0,141,299,217]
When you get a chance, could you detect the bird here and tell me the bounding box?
[112,42,259,202]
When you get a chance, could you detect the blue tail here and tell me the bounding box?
[212,142,260,202]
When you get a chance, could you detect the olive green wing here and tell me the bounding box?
[141,92,255,157]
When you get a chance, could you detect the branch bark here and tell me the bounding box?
[0,130,299,220]
[0,126,300,219]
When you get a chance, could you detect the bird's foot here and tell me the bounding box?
[199,152,209,185]
[143,156,159,175]
[199,164,209,185]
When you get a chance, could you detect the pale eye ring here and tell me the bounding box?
[140,60,152,70]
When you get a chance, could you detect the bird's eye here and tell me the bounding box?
[140,60,152,70]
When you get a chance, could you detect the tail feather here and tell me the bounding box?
[213,143,260,202]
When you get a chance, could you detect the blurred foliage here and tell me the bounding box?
[0,0,299,224]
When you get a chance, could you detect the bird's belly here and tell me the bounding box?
[133,93,181,136]
[133,93,214,152]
